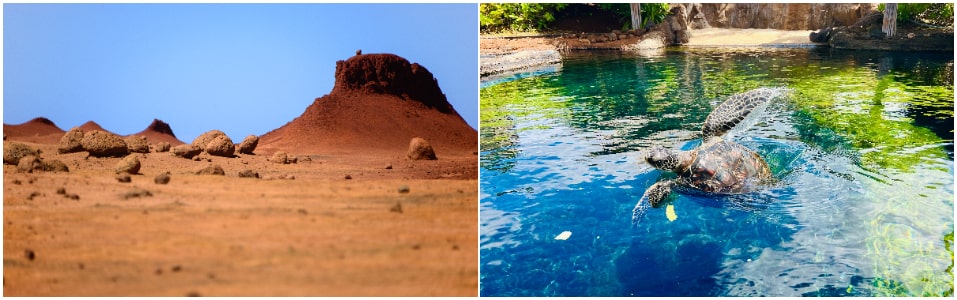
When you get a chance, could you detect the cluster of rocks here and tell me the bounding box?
[564,29,645,44]
[170,131,259,159]
[809,12,953,51]
[58,127,174,157]
[4,142,69,173]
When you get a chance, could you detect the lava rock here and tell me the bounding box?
[114,154,141,174]
[238,169,260,178]
[116,173,132,183]
[270,151,288,164]
[153,141,171,153]
[41,159,69,172]
[58,127,85,154]
[204,135,235,157]
[124,135,150,153]
[407,137,437,160]
[171,144,202,158]
[80,130,129,157]
[194,164,225,176]
[4,142,40,165]
[16,155,43,173]
[154,172,171,184]
[236,135,259,155]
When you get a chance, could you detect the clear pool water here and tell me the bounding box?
[479,48,954,296]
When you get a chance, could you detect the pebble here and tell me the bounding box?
[116,173,132,183]
[154,172,171,184]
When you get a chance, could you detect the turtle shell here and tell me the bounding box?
[676,139,771,194]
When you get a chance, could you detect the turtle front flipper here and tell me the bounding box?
[701,87,790,139]
[632,180,676,226]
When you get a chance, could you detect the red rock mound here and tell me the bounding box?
[3,117,66,144]
[132,119,185,146]
[260,53,477,155]
[78,121,107,132]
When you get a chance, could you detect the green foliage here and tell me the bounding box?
[878,3,954,27]
[479,3,568,33]
[595,3,671,30]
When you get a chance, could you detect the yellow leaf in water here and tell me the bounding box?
[555,231,572,240]
[666,204,677,222]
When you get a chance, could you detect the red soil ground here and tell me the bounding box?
[3,52,478,296]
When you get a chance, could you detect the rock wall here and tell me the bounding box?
[675,3,879,30]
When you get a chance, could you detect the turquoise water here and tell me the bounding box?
[479,48,954,296]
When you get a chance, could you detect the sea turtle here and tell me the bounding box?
[632,87,789,224]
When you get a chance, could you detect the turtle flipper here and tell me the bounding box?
[632,180,676,227]
[701,87,789,139]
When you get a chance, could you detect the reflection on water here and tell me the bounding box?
[479,47,954,296]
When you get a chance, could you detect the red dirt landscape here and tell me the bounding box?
[3,53,478,296]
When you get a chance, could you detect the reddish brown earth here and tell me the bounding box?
[3,117,66,144]
[78,121,108,133]
[3,53,478,296]
[131,119,185,146]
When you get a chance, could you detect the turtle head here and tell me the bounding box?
[645,146,682,172]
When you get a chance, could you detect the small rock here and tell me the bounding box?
[58,127,85,154]
[114,154,141,174]
[66,194,80,200]
[270,151,288,164]
[25,249,35,261]
[287,156,298,164]
[192,156,201,161]
[171,144,202,158]
[13,179,21,185]
[56,187,66,195]
[186,291,201,297]
[385,164,393,170]
[236,135,259,155]
[154,172,171,184]
[194,165,225,176]
[299,156,312,162]
[398,185,410,194]
[27,191,41,200]
[344,174,352,180]
[297,208,308,215]
[124,136,150,153]
[407,137,437,160]
[41,159,69,172]
[171,265,182,272]
[116,173,132,183]
[238,169,259,178]
[390,202,403,213]
[122,188,153,199]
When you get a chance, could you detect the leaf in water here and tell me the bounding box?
[555,231,572,240]
[666,204,678,222]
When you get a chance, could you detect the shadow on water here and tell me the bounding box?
[479,47,954,297]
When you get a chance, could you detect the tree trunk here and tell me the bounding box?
[882,3,897,38]
[631,3,642,30]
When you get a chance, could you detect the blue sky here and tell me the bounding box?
[4,3,478,142]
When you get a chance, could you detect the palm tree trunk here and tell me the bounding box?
[631,3,642,30]
[882,3,897,38]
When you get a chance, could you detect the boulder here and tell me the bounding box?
[16,155,42,173]
[124,136,150,153]
[58,127,85,154]
[407,137,437,160]
[204,135,235,157]
[114,154,141,174]
[80,130,129,157]
[41,159,69,172]
[236,135,259,154]
[270,151,288,164]
[153,141,171,152]
[171,144,202,158]
[194,164,225,176]
[4,142,40,165]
